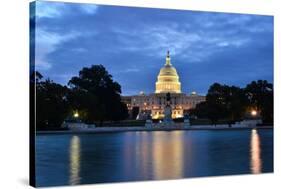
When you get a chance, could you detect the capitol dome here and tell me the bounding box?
[155,51,181,93]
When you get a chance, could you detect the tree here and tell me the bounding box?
[245,80,273,123]
[190,83,248,125]
[68,65,128,124]
[30,71,43,83]
[228,86,248,121]
[36,77,70,129]
[67,88,99,122]
[205,83,229,124]
[189,101,208,119]
[190,80,273,125]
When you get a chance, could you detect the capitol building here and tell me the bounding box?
[122,51,205,120]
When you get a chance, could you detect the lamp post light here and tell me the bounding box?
[251,110,257,117]
[74,112,79,118]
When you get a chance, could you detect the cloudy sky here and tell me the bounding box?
[31,1,273,95]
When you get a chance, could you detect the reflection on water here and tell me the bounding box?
[69,135,81,185]
[36,129,273,187]
[152,131,184,179]
[137,131,151,178]
[124,131,186,180]
[250,129,262,174]
[66,130,264,183]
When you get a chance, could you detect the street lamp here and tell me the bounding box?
[74,112,79,118]
[251,110,257,116]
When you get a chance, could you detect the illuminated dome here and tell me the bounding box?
[155,51,181,93]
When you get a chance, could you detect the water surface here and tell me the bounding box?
[36,129,273,187]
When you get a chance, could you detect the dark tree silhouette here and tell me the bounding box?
[204,83,229,125]
[68,65,128,125]
[36,77,70,130]
[190,80,272,126]
[245,80,273,123]
[30,71,43,83]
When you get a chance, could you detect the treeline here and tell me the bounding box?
[189,80,273,125]
[31,65,128,130]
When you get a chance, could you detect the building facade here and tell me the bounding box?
[122,51,205,120]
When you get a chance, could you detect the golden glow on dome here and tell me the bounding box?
[155,51,181,93]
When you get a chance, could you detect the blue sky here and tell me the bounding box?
[32,1,273,95]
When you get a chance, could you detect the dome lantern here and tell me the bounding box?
[165,50,172,66]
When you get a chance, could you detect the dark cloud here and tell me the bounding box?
[34,1,273,95]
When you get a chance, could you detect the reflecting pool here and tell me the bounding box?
[36,129,273,187]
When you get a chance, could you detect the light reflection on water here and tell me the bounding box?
[122,131,186,180]
[250,129,262,174]
[123,131,189,180]
[152,131,184,179]
[69,135,81,185]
